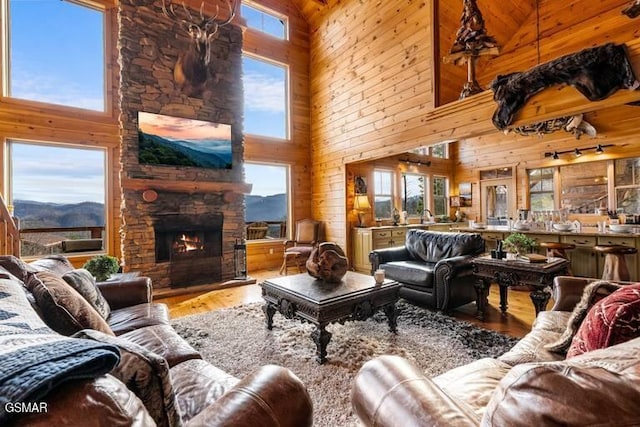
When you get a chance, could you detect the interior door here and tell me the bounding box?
[481,179,515,225]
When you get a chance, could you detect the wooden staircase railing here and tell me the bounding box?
[0,195,20,257]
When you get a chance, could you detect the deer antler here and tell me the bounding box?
[162,0,236,37]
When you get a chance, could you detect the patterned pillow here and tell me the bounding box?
[567,284,640,358]
[27,271,114,336]
[545,280,623,354]
[74,329,180,427]
[62,269,111,320]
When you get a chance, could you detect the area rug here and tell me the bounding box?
[172,300,518,426]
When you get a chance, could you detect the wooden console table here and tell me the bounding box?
[472,255,570,320]
[260,271,401,363]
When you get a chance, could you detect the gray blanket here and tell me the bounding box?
[0,277,120,423]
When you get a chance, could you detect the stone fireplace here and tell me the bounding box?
[117,0,246,289]
[154,213,223,286]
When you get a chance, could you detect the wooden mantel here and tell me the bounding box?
[122,178,252,194]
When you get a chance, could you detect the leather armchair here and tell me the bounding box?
[369,230,484,311]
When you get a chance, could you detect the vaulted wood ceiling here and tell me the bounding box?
[292,0,635,105]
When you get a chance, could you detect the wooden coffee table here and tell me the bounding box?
[261,271,401,363]
[473,254,570,320]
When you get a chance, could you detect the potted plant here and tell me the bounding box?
[502,233,536,258]
[83,255,120,281]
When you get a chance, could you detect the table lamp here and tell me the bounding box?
[354,194,372,227]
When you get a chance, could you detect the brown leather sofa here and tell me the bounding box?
[0,255,313,427]
[369,230,485,312]
[351,276,640,426]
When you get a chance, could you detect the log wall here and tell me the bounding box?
[308,0,640,256]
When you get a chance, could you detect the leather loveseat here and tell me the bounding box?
[369,229,484,312]
[351,276,640,426]
[0,255,313,427]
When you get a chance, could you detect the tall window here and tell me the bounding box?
[430,143,449,159]
[245,163,289,240]
[242,55,288,139]
[373,170,394,219]
[241,1,287,40]
[402,174,426,217]
[615,158,640,214]
[4,0,106,111]
[433,176,448,216]
[529,167,555,211]
[8,141,106,256]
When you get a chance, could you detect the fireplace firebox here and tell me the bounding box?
[154,213,223,287]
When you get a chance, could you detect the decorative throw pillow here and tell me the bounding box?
[0,255,35,283]
[74,329,180,427]
[62,269,111,320]
[27,271,114,336]
[545,280,622,354]
[567,284,640,358]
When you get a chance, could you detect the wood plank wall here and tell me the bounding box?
[308,0,640,254]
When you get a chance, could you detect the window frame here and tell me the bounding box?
[1,0,112,115]
[528,167,556,211]
[373,169,395,219]
[5,138,110,257]
[401,173,427,217]
[244,161,291,242]
[432,175,449,217]
[242,53,290,141]
[241,0,289,41]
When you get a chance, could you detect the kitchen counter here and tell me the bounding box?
[458,225,640,238]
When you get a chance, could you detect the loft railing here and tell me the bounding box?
[0,195,20,257]
[18,226,105,256]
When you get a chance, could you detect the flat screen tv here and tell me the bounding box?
[138,111,232,169]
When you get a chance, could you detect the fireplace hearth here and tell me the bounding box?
[154,213,223,287]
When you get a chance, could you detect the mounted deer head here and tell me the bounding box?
[162,0,236,95]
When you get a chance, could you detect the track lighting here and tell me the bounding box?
[402,157,432,167]
[544,144,614,160]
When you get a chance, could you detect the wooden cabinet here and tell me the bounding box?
[562,235,598,279]
[352,228,373,273]
[352,225,427,273]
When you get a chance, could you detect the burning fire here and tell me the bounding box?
[173,233,204,253]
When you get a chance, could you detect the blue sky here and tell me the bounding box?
[8,0,286,203]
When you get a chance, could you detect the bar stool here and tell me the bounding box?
[539,241,575,274]
[594,245,638,281]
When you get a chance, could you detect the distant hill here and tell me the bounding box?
[139,131,232,169]
[246,194,286,222]
[14,200,104,229]
[15,194,285,229]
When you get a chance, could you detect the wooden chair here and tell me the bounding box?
[280,219,320,275]
[246,222,269,240]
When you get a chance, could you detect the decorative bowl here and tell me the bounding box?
[471,223,486,229]
[609,224,636,233]
[513,224,530,231]
[552,223,573,232]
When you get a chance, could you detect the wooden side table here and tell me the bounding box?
[472,255,570,320]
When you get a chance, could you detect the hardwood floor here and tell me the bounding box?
[157,268,540,339]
